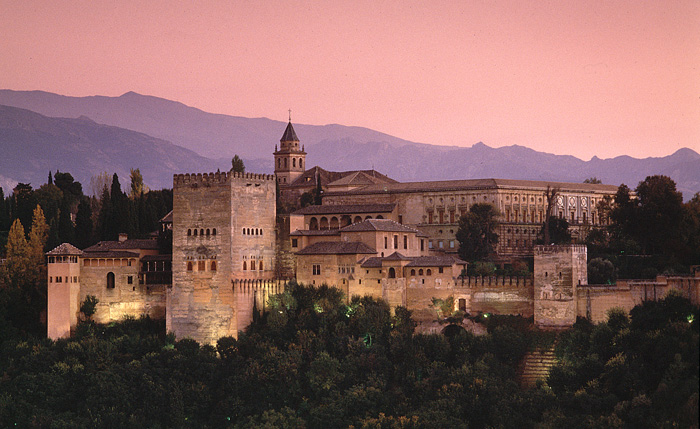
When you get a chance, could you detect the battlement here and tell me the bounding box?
[173,171,275,186]
[534,244,587,255]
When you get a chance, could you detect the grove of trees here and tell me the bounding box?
[0,283,696,427]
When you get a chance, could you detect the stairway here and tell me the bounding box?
[518,345,557,388]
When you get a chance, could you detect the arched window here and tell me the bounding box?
[206,229,210,236]
[198,261,205,271]
[376,215,384,219]
[187,229,192,236]
[283,158,287,168]
[427,269,432,276]
[211,261,217,271]
[309,217,319,230]
[330,217,339,229]
[187,262,193,271]
[251,260,256,270]
[193,229,198,236]
[200,229,204,236]
[243,261,247,270]
[353,216,362,224]
[260,229,263,236]
[410,269,416,276]
[388,267,396,278]
[293,158,296,167]
[255,228,259,236]
[278,159,281,168]
[299,159,303,169]
[247,228,251,235]
[107,272,115,289]
[365,215,372,220]
[212,228,217,236]
[259,260,263,271]
[419,269,424,275]
[242,228,246,235]
[320,217,329,230]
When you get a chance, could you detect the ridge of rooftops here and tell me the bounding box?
[290,218,429,237]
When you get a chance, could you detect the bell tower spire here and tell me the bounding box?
[274,114,306,185]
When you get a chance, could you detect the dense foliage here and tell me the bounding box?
[0,284,696,428]
[456,203,500,262]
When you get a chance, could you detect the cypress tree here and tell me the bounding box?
[75,197,94,249]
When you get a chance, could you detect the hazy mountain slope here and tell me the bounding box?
[1,90,698,199]
[0,105,224,191]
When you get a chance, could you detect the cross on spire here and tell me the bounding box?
[288,109,292,122]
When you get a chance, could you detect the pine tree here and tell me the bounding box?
[75,197,94,249]
[1,219,30,289]
[28,205,48,257]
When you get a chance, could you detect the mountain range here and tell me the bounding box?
[0,89,698,199]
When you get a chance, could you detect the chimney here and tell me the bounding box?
[118,233,128,242]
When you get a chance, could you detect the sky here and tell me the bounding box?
[1,0,699,160]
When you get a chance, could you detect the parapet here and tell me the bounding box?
[173,171,276,187]
[534,244,587,255]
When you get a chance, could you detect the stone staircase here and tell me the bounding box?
[518,345,557,388]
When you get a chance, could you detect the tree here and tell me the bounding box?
[455,203,499,261]
[75,197,94,249]
[2,219,30,289]
[129,168,147,199]
[583,177,602,184]
[231,155,246,173]
[543,186,560,245]
[635,175,684,256]
[539,216,571,245]
[588,258,616,284]
[11,183,36,237]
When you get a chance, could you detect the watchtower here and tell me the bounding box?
[273,119,306,185]
[534,244,587,328]
[46,243,83,339]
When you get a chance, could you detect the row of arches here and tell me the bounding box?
[277,157,304,169]
[186,260,217,272]
[187,228,217,237]
[242,260,264,271]
[243,228,263,236]
[308,215,383,230]
[386,267,434,278]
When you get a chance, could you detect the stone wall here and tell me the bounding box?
[47,260,81,339]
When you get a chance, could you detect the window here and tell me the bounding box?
[243,261,247,270]
[187,262,193,271]
[428,241,433,249]
[384,237,388,249]
[419,269,424,275]
[206,229,210,236]
[259,260,263,271]
[212,228,217,236]
[291,238,298,248]
[251,260,256,270]
[426,269,432,276]
[403,235,407,249]
[450,211,455,223]
[410,269,416,276]
[211,261,217,271]
[398,215,403,224]
[198,261,205,271]
[428,212,433,224]
[49,276,52,283]
[200,229,204,236]
[312,264,321,275]
[193,229,198,236]
[187,229,192,236]
[107,272,115,289]
[293,158,296,167]
[438,241,443,249]
[439,211,444,223]
[393,235,398,249]
[389,267,396,278]
[56,276,62,283]
[439,267,444,274]
[127,276,133,284]
[449,240,454,248]
[421,239,424,251]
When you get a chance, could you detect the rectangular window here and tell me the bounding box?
[393,235,398,249]
[291,238,298,248]
[420,239,424,251]
[127,276,133,284]
[439,211,444,223]
[384,236,388,249]
[439,267,444,274]
[403,235,408,249]
[49,276,52,283]
[198,261,206,271]
[398,215,403,224]
[450,211,455,223]
[449,240,454,248]
[312,264,321,275]
[429,241,433,249]
[428,212,433,224]
[438,241,444,249]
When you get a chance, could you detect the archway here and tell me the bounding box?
[388,267,396,278]
[309,217,319,230]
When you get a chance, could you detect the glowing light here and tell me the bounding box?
[687,314,695,324]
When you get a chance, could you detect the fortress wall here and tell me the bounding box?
[455,283,534,318]
[534,245,586,328]
[79,260,165,323]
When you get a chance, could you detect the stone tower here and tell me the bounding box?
[273,120,306,185]
[46,243,83,339]
[533,244,587,328]
[168,171,277,344]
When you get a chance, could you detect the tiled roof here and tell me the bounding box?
[289,229,341,236]
[83,239,159,252]
[46,243,83,256]
[340,219,423,234]
[81,251,140,259]
[141,254,172,262]
[280,121,299,142]
[327,170,399,187]
[325,178,618,196]
[383,251,410,261]
[406,256,467,267]
[359,257,383,268]
[160,210,173,223]
[296,241,376,255]
[292,203,396,215]
[285,166,397,189]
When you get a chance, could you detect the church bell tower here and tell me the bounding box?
[274,116,306,185]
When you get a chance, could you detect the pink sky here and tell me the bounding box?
[2,1,699,160]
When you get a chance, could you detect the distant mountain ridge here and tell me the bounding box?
[0,89,698,199]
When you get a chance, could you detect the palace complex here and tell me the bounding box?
[47,121,700,344]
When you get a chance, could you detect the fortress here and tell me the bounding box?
[47,121,700,343]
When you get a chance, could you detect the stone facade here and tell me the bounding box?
[168,171,276,344]
[533,245,587,328]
